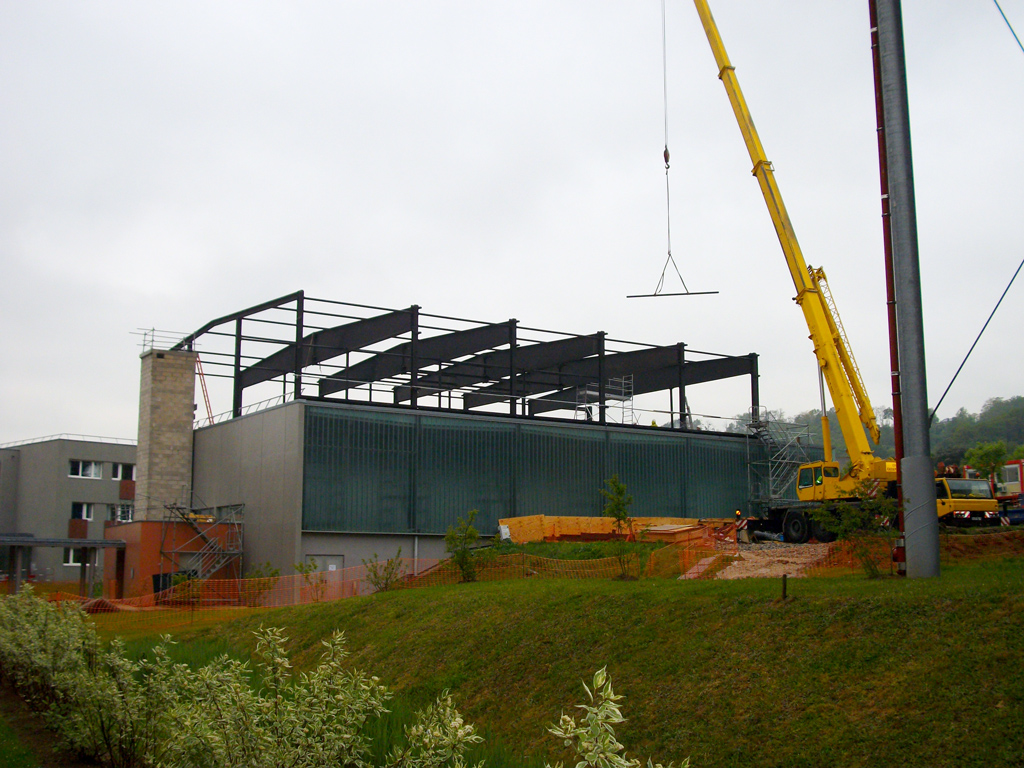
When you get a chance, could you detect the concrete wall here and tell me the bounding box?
[300,532,448,574]
[3,439,136,579]
[192,402,305,575]
[137,349,197,520]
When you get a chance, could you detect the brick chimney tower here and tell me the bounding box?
[135,349,197,520]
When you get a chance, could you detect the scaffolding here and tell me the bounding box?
[574,375,636,425]
[159,503,244,594]
[746,408,820,515]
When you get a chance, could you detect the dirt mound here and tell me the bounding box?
[941,530,1024,560]
[81,597,122,614]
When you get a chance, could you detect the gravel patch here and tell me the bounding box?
[716,541,832,579]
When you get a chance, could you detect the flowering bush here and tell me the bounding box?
[546,668,686,768]
[0,589,682,768]
[0,585,100,709]
[163,625,398,768]
[52,637,181,768]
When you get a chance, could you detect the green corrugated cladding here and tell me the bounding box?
[302,404,754,535]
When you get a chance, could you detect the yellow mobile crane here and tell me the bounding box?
[691,2,997,541]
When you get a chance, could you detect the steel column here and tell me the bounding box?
[78,550,88,597]
[877,0,939,577]
[232,318,243,418]
[87,548,97,598]
[869,0,905,512]
[293,292,305,399]
[508,320,518,416]
[11,546,23,594]
[409,306,420,407]
[680,343,688,429]
[749,353,760,419]
[597,333,607,425]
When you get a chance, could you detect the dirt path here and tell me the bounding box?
[715,541,832,579]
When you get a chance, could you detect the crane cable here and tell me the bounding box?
[654,0,690,295]
[627,0,717,298]
[929,1,1024,423]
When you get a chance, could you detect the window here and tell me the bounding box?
[112,463,136,481]
[798,467,814,489]
[946,479,994,500]
[71,502,94,521]
[69,460,102,479]
[823,466,839,478]
[63,548,85,566]
[108,503,134,523]
[935,480,950,499]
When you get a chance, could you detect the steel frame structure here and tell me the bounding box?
[171,291,760,432]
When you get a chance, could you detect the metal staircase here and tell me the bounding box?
[746,408,821,514]
[160,503,244,582]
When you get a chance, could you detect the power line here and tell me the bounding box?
[933,3,1024,423]
[993,0,1024,56]
[929,2,1024,422]
[930,251,1024,423]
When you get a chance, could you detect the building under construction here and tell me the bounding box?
[105,291,795,595]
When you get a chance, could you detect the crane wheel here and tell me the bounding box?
[782,510,811,544]
[811,520,837,543]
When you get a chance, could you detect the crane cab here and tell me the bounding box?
[795,462,842,503]
[934,477,1000,524]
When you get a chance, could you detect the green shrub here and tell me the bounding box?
[810,480,898,579]
[445,511,481,583]
[0,587,177,767]
[600,476,640,580]
[52,638,181,768]
[294,558,328,602]
[241,562,281,607]
[364,547,407,593]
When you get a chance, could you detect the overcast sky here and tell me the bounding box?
[1,0,1022,442]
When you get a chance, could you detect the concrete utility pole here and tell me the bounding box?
[876,0,940,578]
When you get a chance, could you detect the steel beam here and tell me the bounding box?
[527,355,757,415]
[405,333,601,407]
[240,309,416,390]
[319,319,511,398]
[173,291,303,351]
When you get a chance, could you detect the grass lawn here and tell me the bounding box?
[101,555,1024,768]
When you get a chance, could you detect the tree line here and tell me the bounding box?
[725,395,1024,467]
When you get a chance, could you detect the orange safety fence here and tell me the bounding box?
[34,526,1024,637]
[800,529,1024,578]
[29,525,735,636]
[801,537,896,579]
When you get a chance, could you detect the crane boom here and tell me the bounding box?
[692,0,885,480]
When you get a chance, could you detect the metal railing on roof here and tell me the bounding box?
[0,434,138,449]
